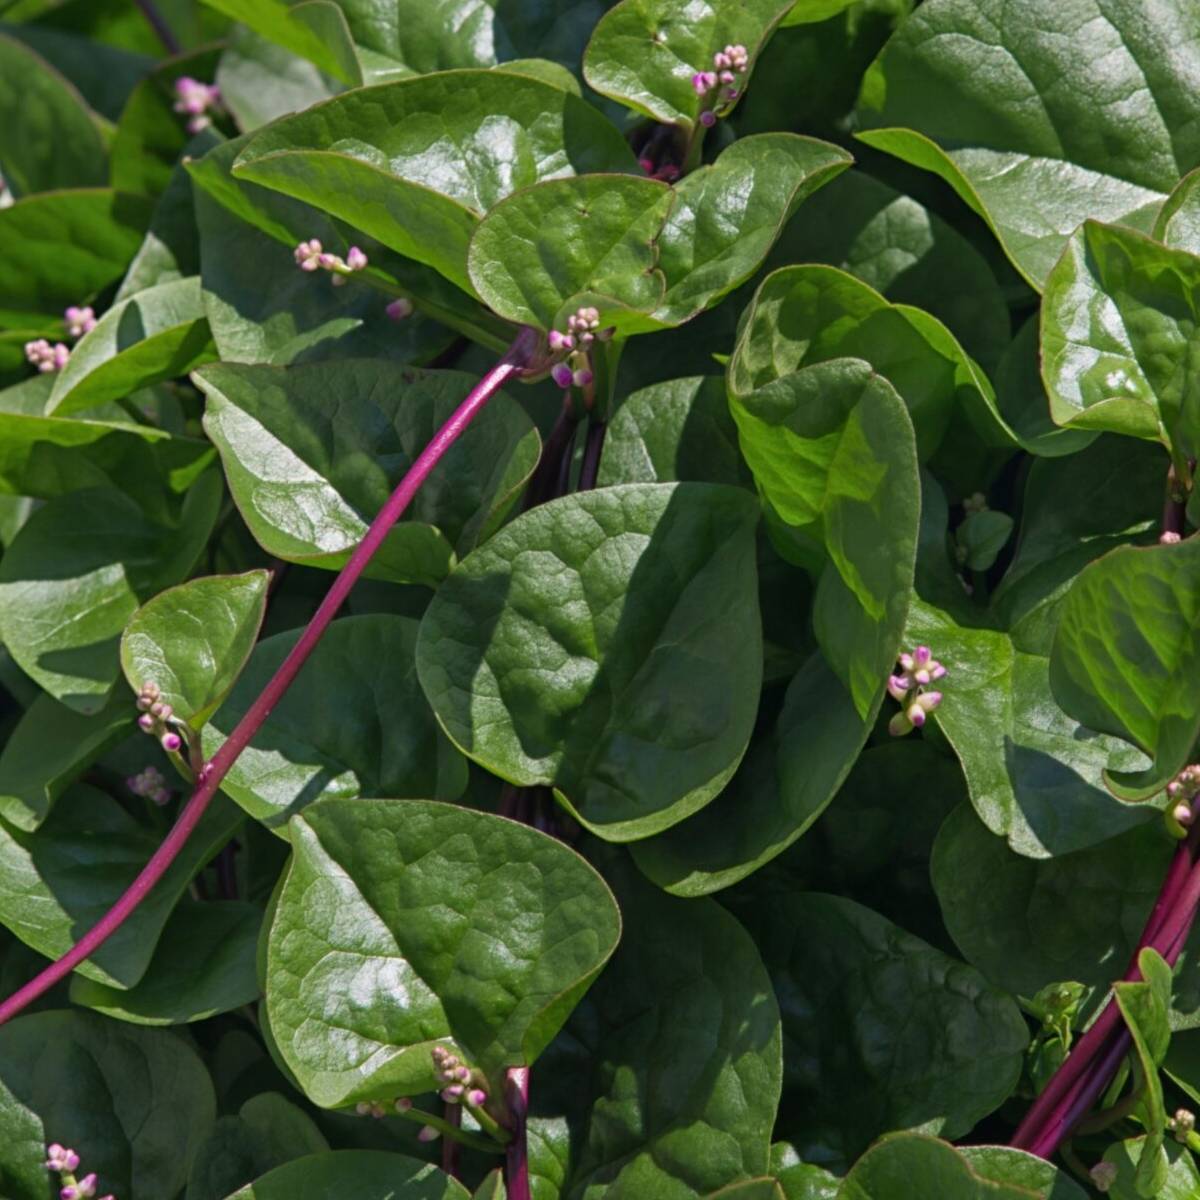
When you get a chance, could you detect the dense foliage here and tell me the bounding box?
[0,1,1197,1198]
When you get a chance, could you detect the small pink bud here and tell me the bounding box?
[572,368,593,389]
[699,111,717,127]
[548,329,570,352]
[454,1066,471,1082]
[161,732,182,753]
[898,653,914,671]
[886,675,910,702]
[417,1125,440,1143]
[931,663,947,681]
[691,71,716,95]
[149,701,165,717]
[551,363,573,388]
[906,701,927,728]
[61,1188,77,1200]
[346,246,368,271]
[386,298,413,321]
[355,1101,372,1115]
[466,1088,487,1107]
[913,646,931,667]
[395,1097,413,1112]
[916,691,943,713]
[913,668,931,685]
[76,1176,97,1200]
[1175,803,1194,827]
[153,788,171,806]
[1162,531,1183,544]
[720,70,735,84]
[138,713,155,732]
[441,1085,464,1102]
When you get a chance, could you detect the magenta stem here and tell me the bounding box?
[0,333,535,1028]
[504,1066,531,1200]
[133,0,181,55]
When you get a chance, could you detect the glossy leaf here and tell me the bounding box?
[1051,537,1200,798]
[582,0,795,132]
[267,798,620,1101]
[0,32,106,197]
[69,900,261,1025]
[48,276,217,416]
[0,1010,216,1200]
[1041,220,1200,454]
[733,893,1027,1171]
[0,475,221,713]
[204,615,468,833]
[224,1151,471,1200]
[0,782,243,988]
[957,1147,1089,1199]
[417,483,762,842]
[233,70,637,293]
[196,360,539,586]
[855,0,1200,288]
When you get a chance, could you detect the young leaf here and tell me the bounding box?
[417,483,763,842]
[854,0,1200,288]
[266,798,621,1100]
[0,1010,216,1200]
[204,615,469,833]
[0,475,221,713]
[196,361,539,586]
[223,1151,471,1200]
[1101,1137,1200,1200]
[69,899,261,1025]
[232,71,637,293]
[1051,537,1200,799]
[0,783,243,988]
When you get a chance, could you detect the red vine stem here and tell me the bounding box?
[0,332,536,1027]
[504,1066,531,1200]
[133,0,181,55]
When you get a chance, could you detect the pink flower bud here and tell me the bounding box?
[691,71,717,95]
[551,363,573,388]
[346,246,368,271]
[572,368,594,389]
[293,240,323,271]
[916,691,943,713]
[161,732,182,754]
[395,1097,413,1112]
[60,1187,77,1200]
[454,1065,471,1082]
[77,1176,97,1200]
[931,663,947,681]
[887,675,910,702]
[138,713,155,732]
[466,1088,487,1107]
[355,1101,372,1115]
[548,329,570,352]
[417,1125,440,1143]
[441,1085,464,1102]
[386,298,413,321]
[913,646,931,667]
[1162,531,1183,544]
[1175,803,1194,827]
[699,111,717,127]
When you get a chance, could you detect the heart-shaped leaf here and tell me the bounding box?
[267,798,620,1101]
[205,615,468,833]
[854,0,1200,289]
[0,782,242,988]
[195,360,539,586]
[224,1151,471,1200]
[1050,536,1200,798]
[0,474,221,713]
[48,276,217,416]
[121,570,270,731]
[1041,220,1200,456]
[417,482,762,842]
[0,1010,216,1200]
[233,70,637,294]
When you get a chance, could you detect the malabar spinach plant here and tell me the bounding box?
[0,0,1197,1197]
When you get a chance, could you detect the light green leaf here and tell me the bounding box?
[195,361,539,586]
[1156,167,1200,253]
[582,0,795,132]
[121,570,270,731]
[48,276,217,416]
[224,1151,471,1200]
[233,70,637,294]
[70,899,261,1025]
[854,0,1200,288]
[0,1010,215,1200]
[957,1146,1089,1199]
[205,615,468,833]
[417,483,762,842]
[0,474,222,713]
[1101,1138,1200,1200]
[0,32,106,197]
[267,798,620,1101]
[0,782,243,988]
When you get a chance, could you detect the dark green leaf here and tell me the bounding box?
[417,483,762,842]
[223,1150,471,1200]
[957,1147,1089,1199]
[956,510,1012,572]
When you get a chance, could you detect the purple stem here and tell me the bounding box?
[577,419,607,492]
[504,1066,531,1200]
[133,0,181,55]
[0,333,535,1028]
[442,1102,462,1179]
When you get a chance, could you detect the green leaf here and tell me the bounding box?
[224,1151,471,1200]
[733,893,1027,1171]
[0,688,132,831]
[0,474,222,713]
[0,782,243,988]
[597,376,752,488]
[121,570,270,731]
[730,265,994,459]
[0,32,105,197]
[908,598,1152,858]
[582,0,795,132]
[0,188,152,326]
[198,0,361,84]
[1101,1138,1200,1200]
[417,483,762,842]
[48,276,217,416]
[1041,220,1200,455]
[781,0,859,24]
[1050,536,1200,798]
[468,174,672,332]
[931,804,1178,1021]
[267,798,620,1101]
[956,510,1012,572]
[205,615,468,833]
[957,1147,1089,1199]
[195,361,539,586]
[185,1093,329,1200]
[854,0,1200,288]
[564,861,781,1198]
[1156,167,1200,253]
[69,899,261,1024]
[655,133,852,326]
[233,70,637,294]
[0,1010,216,1200]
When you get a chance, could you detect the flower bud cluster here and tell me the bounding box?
[548,306,612,390]
[1171,1106,1197,1143]
[1167,764,1200,829]
[127,765,171,806]
[431,1044,488,1110]
[25,338,70,374]
[887,645,947,737]
[173,76,223,135]
[1089,1161,1117,1192]
[135,681,187,756]
[64,306,97,339]
[44,1144,113,1200]
[692,43,749,126]
[293,239,368,285]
